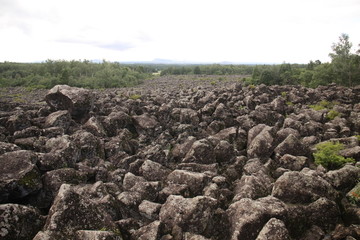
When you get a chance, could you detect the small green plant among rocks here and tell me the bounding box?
[348,182,360,205]
[326,109,341,120]
[313,141,355,170]
[129,94,141,100]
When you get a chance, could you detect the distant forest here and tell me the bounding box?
[0,34,359,89]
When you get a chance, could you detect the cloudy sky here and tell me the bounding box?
[1,0,359,63]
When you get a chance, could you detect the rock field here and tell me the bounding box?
[0,76,360,240]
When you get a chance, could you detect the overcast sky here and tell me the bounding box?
[1,0,359,63]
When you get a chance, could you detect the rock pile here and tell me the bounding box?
[0,81,360,240]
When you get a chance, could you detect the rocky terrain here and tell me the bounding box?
[0,76,360,240]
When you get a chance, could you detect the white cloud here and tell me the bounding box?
[0,0,359,63]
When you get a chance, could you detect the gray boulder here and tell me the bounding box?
[183,139,216,164]
[44,110,71,130]
[40,182,121,239]
[255,218,291,240]
[159,195,217,236]
[272,171,338,203]
[0,150,41,203]
[45,85,94,121]
[247,125,274,159]
[166,170,209,196]
[0,204,45,240]
[227,196,287,240]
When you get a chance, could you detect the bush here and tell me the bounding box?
[326,110,341,120]
[313,141,354,170]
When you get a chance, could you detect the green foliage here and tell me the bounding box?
[286,101,294,106]
[326,110,341,120]
[313,141,355,170]
[309,100,338,111]
[129,94,141,100]
[0,60,152,89]
[210,80,217,85]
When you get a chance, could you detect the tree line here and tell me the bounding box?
[0,60,154,89]
[0,34,359,89]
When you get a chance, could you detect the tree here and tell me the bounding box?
[329,33,357,86]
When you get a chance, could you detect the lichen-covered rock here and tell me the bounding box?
[277,154,308,171]
[45,85,94,121]
[41,182,121,239]
[166,170,209,196]
[274,134,306,158]
[0,142,20,154]
[83,116,107,137]
[0,150,41,203]
[139,160,171,181]
[255,218,291,240]
[159,195,217,236]
[44,110,71,130]
[75,230,122,240]
[138,200,162,220]
[0,204,45,240]
[102,111,132,137]
[183,139,216,164]
[325,165,360,190]
[272,171,338,203]
[132,220,162,240]
[227,196,287,240]
[247,125,274,159]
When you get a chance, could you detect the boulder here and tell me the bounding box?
[138,200,162,220]
[102,111,132,137]
[274,134,306,158]
[325,165,360,190]
[166,170,209,196]
[133,113,159,130]
[75,230,122,240]
[45,85,94,121]
[44,110,71,130]
[0,150,41,203]
[5,111,31,134]
[183,139,216,164]
[247,125,274,159]
[227,196,287,240]
[0,204,45,240]
[132,220,162,240]
[139,160,171,181]
[159,195,217,236]
[83,116,107,137]
[272,171,338,204]
[0,142,20,155]
[41,182,121,239]
[255,218,291,240]
[277,154,308,171]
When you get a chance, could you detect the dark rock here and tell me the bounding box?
[45,85,95,121]
[255,218,291,240]
[0,150,41,203]
[138,200,162,220]
[132,220,162,240]
[133,113,159,130]
[13,126,41,139]
[0,142,20,154]
[172,136,197,160]
[227,196,287,240]
[44,110,71,130]
[272,171,338,204]
[299,225,325,240]
[103,111,132,137]
[72,130,105,161]
[183,139,215,164]
[140,160,171,181]
[0,203,45,240]
[325,165,360,191]
[166,170,209,196]
[83,116,107,137]
[277,154,308,171]
[274,134,306,158]
[247,125,274,159]
[5,111,31,134]
[159,195,217,236]
[214,140,235,163]
[40,182,120,239]
[75,230,122,240]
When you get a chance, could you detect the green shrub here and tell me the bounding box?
[129,94,141,100]
[313,141,355,170]
[326,110,341,120]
